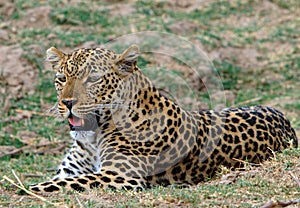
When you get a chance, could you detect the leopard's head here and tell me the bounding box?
[46,45,139,131]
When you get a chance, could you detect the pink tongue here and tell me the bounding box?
[68,117,83,126]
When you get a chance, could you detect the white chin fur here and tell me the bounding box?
[70,130,96,140]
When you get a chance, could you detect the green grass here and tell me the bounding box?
[1,0,300,207]
[213,61,242,90]
[50,3,110,26]
[2,148,298,207]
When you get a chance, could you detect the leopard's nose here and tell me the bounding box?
[62,99,78,110]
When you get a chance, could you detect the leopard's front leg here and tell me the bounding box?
[30,168,146,192]
[30,133,149,192]
[53,131,100,179]
[29,131,153,193]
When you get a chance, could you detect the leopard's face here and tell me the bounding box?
[47,45,139,131]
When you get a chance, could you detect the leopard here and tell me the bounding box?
[30,45,298,193]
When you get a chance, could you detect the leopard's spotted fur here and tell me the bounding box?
[30,45,298,192]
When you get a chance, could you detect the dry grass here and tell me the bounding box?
[1,148,299,207]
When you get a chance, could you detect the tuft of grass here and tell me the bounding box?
[213,61,241,90]
[50,3,109,26]
[270,0,300,9]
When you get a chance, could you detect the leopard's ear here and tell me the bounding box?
[46,47,65,64]
[116,45,139,74]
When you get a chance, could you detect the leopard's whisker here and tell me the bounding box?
[94,103,129,110]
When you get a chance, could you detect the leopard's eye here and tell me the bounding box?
[56,74,66,83]
[58,77,66,82]
[85,75,102,83]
